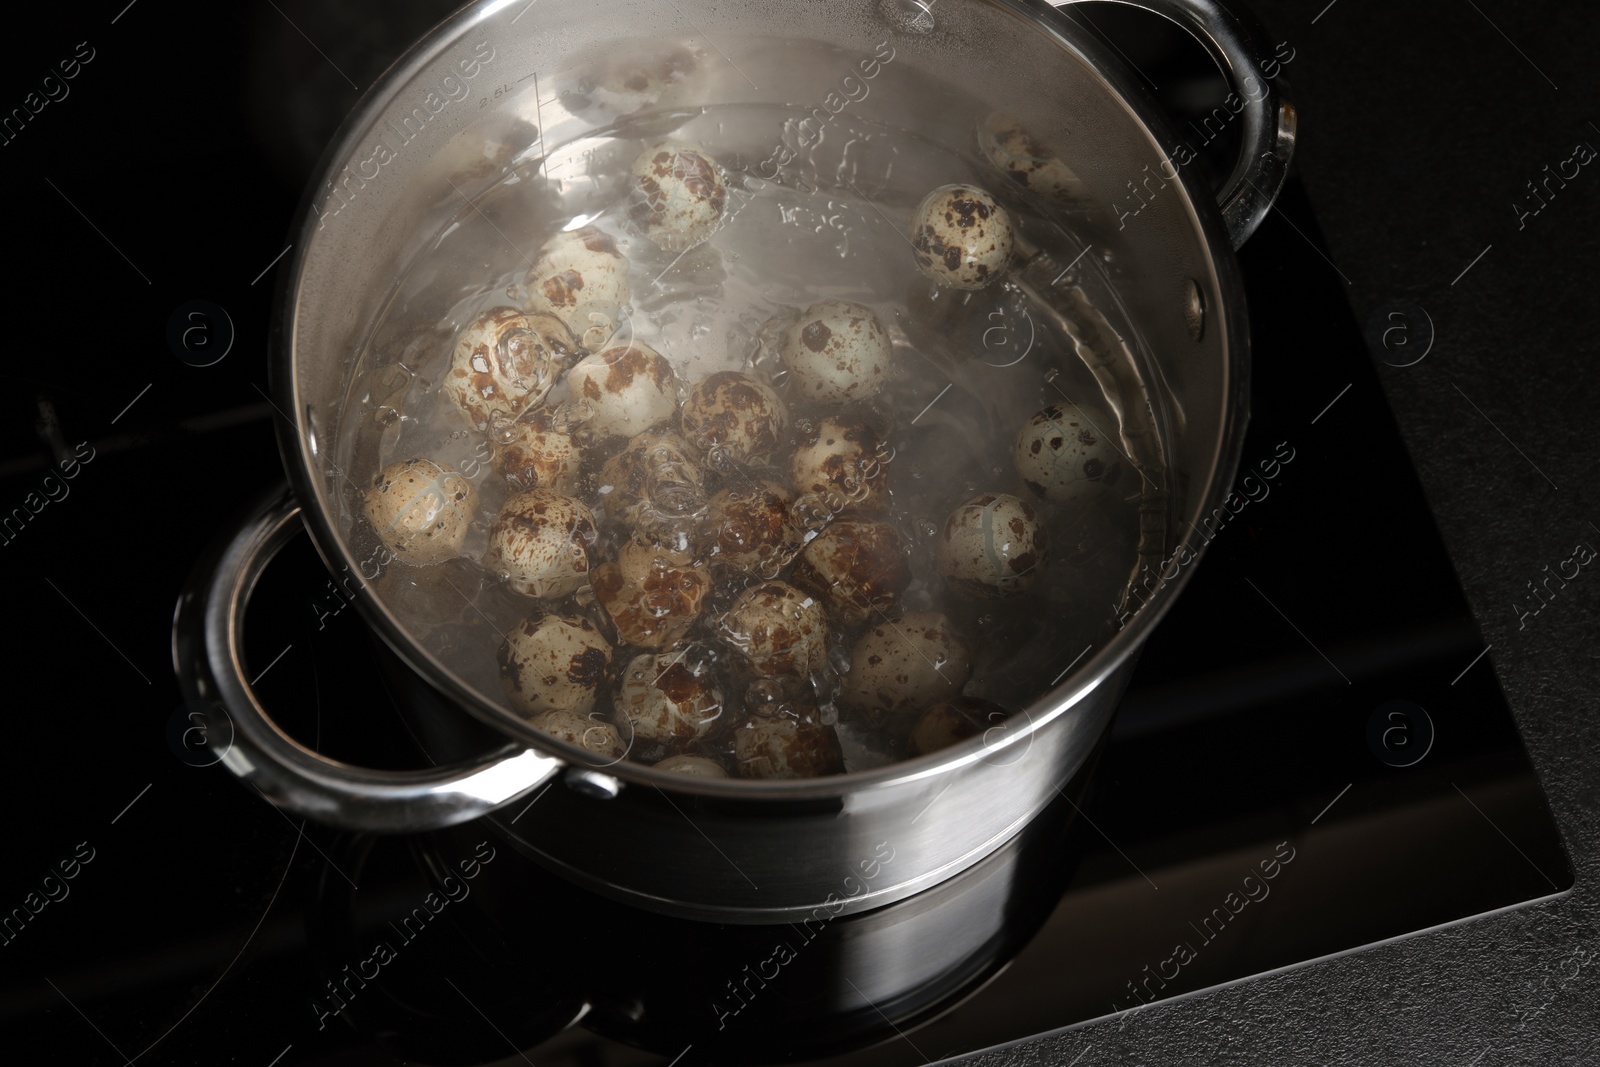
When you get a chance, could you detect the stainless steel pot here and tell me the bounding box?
[174,0,1291,923]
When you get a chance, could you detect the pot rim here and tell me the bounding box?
[271,0,1252,801]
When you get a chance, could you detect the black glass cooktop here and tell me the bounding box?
[0,172,1570,1066]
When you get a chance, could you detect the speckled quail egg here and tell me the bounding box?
[593,539,712,650]
[653,753,729,778]
[363,459,479,566]
[597,430,707,532]
[564,341,681,443]
[627,140,728,252]
[910,696,1007,756]
[615,649,725,746]
[499,614,613,717]
[934,493,1046,597]
[590,46,699,113]
[780,301,893,405]
[530,708,628,761]
[719,580,829,679]
[495,410,583,494]
[733,714,845,779]
[524,226,632,350]
[446,306,577,429]
[1013,403,1124,504]
[707,478,801,575]
[911,184,1015,290]
[979,113,1086,204]
[790,518,911,625]
[483,491,599,598]
[681,372,789,467]
[789,416,892,514]
[840,611,972,719]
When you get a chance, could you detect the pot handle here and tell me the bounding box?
[1052,0,1296,248]
[172,486,565,833]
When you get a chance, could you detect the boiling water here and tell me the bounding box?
[342,84,1162,776]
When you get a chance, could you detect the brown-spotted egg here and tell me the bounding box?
[615,648,725,746]
[707,478,801,575]
[840,611,972,719]
[1014,403,1124,504]
[530,708,627,760]
[565,341,681,443]
[627,140,728,252]
[934,493,1046,597]
[681,371,789,467]
[499,613,613,717]
[483,490,599,598]
[780,301,893,405]
[363,459,479,566]
[719,581,829,679]
[979,113,1086,204]
[652,753,729,778]
[525,226,632,350]
[910,696,1008,756]
[495,410,582,494]
[790,517,911,625]
[911,184,1014,290]
[446,306,576,429]
[592,538,712,650]
[597,430,706,534]
[789,416,892,513]
[733,712,845,779]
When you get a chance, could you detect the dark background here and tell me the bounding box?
[0,1,1594,1064]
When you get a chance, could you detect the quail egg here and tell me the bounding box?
[780,301,893,405]
[790,517,911,624]
[495,410,583,494]
[935,493,1046,597]
[653,753,729,778]
[524,226,632,350]
[446,306,577,429]
[719,580,829,678]
[789,416,892,513]
[590,46,699,113]
[840,611,972,719]
[565,341,681,443]
[597,429,707,534]
[681,371,789,467]
[627,140,728,252]
[499,614,613,717]
[707,478,801,575]
[734,714,845,779]
[615,648,725,745]
[910,184,1014,290]
[979,113,1085,204]
[483,491,599,598]
[593,538,712,650]
[1013,403,1124,504]
[910,696,1007,756]
[530,708,628,761]
[363,459,478,566]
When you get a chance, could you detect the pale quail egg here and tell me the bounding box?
[934,493,1046,597]
[499,614,613,717]
[530,708,628,761]
[653,753,729,778]
[910,696,1007,756]
[840,611,972,719]
[790,517,911,625]
[911,184,1014,290]
[979,113,1086,204]
[615,648,725,745]
[483,491,599,598]
[789,416,892,513]
[681,371,789,467]
[707,478,801,575]
[734,714,845,779]
[719,581,829,678]
[627,140,728,252]
[565,341,681,443]
[593,539,712,650]
[780,301,893,405]
[597,429,707,533]
[1013,403,1124,504]
[446,306,577,429]
[496,410,582,494]
[363,459,479,566]
[524,226,632,350]
[591,46,699,113]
